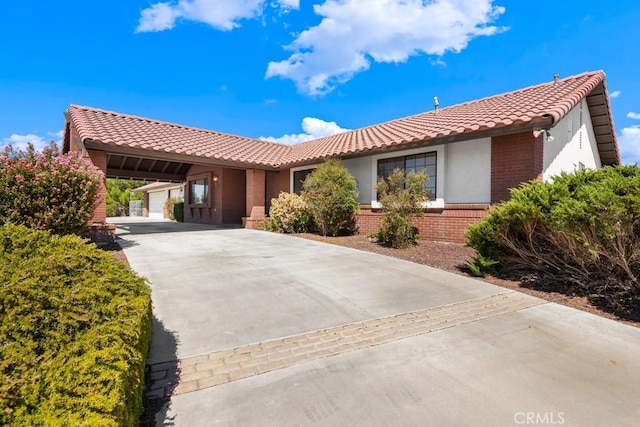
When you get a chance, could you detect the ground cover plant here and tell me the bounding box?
[0,143,102,235]
[467,165,640,318]
[0,224,152,426]
[302,159,359,236]
[375,168,428,248]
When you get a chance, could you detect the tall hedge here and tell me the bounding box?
[467,165,640,316]
[0,143,102,235]
[0,224,152,426]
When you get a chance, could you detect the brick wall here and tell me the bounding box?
[266,169,290,214]
[357,205,490,244]
[86,149,107,223]
[221,168,246,224]
[491,132,544,203]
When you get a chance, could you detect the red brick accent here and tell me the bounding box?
[266,169,290,214]
[245,169,266,218]
[356,205,490,244]
[86,149,107,223]
[491,132,544,203]
[221,168,246,224]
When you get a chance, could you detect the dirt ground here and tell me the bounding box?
[105,234,638,329]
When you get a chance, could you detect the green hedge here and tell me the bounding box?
[0,224,152,426]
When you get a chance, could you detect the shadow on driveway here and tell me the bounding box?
[109,217,242,236]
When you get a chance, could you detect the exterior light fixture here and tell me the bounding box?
[213,176,218,182]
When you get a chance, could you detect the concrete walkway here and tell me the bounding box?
[113,217,640,427]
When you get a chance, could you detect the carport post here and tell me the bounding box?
[243,169,266,228]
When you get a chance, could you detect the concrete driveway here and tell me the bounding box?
[113,217,640,427]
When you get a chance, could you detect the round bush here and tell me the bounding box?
[0,224,152,426]
[269,192,315,233]
[302,159,359,237]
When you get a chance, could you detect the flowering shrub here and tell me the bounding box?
[269,192,315,233]
[0,143,102,235]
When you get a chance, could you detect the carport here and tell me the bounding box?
[62,105,290,227]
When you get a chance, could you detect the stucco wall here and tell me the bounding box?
[443,138,491,204]
[544,99,602,181]
[342,157,374,204]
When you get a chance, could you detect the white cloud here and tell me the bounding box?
[135,0,299,33]
[619,126,640,165]
[266,0,507,95]
[2,134,47,152]
[627,112,640,120]
[2,130,63,152]
[260,117,350,144]
[610,90,621,99]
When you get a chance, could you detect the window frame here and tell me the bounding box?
[187,173,210,207]
[376,151,438,200]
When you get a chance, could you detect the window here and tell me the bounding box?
[293,169,314,194]
[189,177,209,205]
[377,152,437,199]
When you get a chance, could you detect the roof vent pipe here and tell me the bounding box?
[553,74,559,85]
[434,96,439,114]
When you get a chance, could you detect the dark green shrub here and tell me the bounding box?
[467,166,640,316]
[173,202,184,222]
[269,192,315,233]
[375,168,428,248]
[302,159,359,236]
[0,143,102,235]
[0,224,152,426]
[164,197,181,221]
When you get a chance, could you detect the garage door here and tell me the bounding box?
[149,192,165,219]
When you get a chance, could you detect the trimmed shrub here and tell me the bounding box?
[0,143,102,235]
[173,202,184,222]
[0,224,152,426]
[467,166,640,316]
[269,192,315,233]
[302,159,359,237]
[164,197,181,221]
[375,168,428,248]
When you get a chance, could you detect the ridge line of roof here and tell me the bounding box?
[68,104,291,150]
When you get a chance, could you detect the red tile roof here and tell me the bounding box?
[283,71,616,165]
[66,70,619,169]
[67,105,291,168]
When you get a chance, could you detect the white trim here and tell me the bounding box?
[369,145,445,206]
[290,163,321,193]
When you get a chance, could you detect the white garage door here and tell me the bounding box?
[148,192,165,219]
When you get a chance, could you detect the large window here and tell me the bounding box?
[377,152,437,199]
[293,169,314,194]
[189,177,209,205]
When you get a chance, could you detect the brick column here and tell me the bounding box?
[243,169,266,228]
[491,132,544,203]
[86,149,108,223]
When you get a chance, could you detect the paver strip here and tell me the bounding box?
[146,292,545,398]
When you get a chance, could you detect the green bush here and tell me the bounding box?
[0,143,102,235]
[467,166,640,316]
[375,168,428,248]
[269,192,315,233]
[0,224,152,426]
[173,202,184,222]
[164,197,181,221]
[302,159,359,237]
[106,179,145,217]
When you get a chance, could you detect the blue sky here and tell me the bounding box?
[1,1,639,163]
